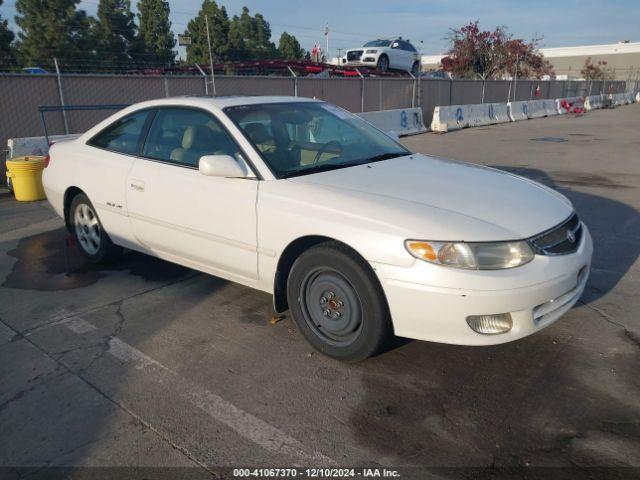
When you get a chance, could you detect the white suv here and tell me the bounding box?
[342,38,421,74]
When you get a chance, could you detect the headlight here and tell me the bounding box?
[405,240,534,270]
[365,49,378,54]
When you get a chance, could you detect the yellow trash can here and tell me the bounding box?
[6,156,47,201]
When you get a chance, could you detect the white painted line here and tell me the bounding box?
[62,317,335,465]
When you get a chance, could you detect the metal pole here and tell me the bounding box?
[408,71,416,108]
[205,15,216,95]
[287,66,298,96]
[54,58,69,135]
[195,63,209,95]
[356,69,364,112]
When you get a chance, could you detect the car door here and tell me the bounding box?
[125,107,259,285]
[82,109,153,249]
[397,41,415,71]
[387,40,402,69]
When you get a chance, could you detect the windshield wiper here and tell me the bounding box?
[348,152,407,166]
[279,152,407,179]
[280,162,354,179]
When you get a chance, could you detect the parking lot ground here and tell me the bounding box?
[1,105,639,479]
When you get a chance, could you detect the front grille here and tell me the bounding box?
[347,50,363,61]
[528,213,582,255]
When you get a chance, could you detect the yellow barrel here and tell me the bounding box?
[6,156,47,201]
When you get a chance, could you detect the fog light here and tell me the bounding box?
[466,313,513,335]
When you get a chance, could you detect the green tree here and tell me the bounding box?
[14,0,92,68]
[0,0,15,65]
[277,32,304,60]
[137,0,175,65]
[184,0,230,65]
[234,7,276,60]
[93,0,139,67]
[227,16,247,61]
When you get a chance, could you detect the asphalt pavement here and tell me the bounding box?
[1,104,639,479]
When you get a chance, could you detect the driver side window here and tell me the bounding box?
[142,108,240,168]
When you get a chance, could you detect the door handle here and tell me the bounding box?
[130,179,145,192]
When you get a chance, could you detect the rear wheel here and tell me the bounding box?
[287,242,393,362]
[70,193,122,263]
[411,61,420,75]
[377,55,389,72]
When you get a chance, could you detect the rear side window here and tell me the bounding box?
[88,110,150,155]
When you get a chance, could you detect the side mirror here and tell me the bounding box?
[391,42,399,48]
[199,155,247,178]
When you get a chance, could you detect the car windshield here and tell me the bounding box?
[363,39,391,47]
[224,102,410,179]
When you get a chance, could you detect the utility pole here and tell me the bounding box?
[205,15,216,95]
[325,23,330,62]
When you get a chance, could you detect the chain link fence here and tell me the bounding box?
[1,73,635,177]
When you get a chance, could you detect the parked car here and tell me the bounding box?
[22,67,49,74]
[43,96,592,361]
[342,38,421,74]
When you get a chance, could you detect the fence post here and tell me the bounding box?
[480,78,485,104]
[408,71,416,108]
[195,64,209,95]
[53,58,69,135]
[356,69,364,112]
[164,76,170,97]
[287,66,298,96]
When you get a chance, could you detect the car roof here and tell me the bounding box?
[129,95,321,111]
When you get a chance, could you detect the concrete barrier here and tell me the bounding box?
[8,134,80,159]
[357,107,427,137]
[431,105,470,132]
[467,103,510,127]
[507,101,529,122]
[584,94,605,111]
[609,93,628,107]
[431,103,510,132]
[524,99,557,119]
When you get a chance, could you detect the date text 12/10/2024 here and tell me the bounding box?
[233,468,401,478]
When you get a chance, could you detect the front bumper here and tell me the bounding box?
[372,224,593,345]
[342,58,378,67]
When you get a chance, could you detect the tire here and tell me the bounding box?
[69,193,122,263]
[286,241,393,362]
[411,61,420,75]
[377,55,389,72]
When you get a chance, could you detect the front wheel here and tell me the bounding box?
[376,55,389,72]
[287,242,393,362]
[70,193,122,263]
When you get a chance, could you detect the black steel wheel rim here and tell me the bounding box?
[298,267,363,347]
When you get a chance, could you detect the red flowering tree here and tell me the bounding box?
[441,21,553,79]
[581,57,614,80]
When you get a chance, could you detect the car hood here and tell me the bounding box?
[287,154,573,240]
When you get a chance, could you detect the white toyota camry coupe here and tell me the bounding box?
[43,96,592,361]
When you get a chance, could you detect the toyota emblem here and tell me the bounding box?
[566,229,576,243]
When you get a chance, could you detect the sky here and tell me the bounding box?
[1,0,638,59]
